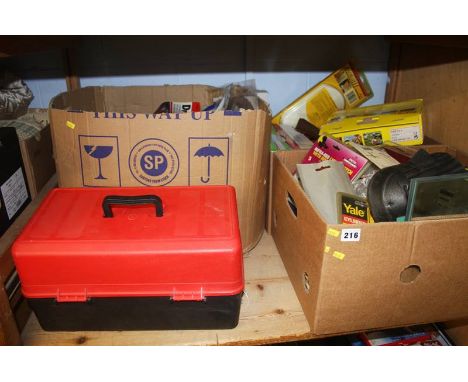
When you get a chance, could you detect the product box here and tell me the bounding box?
[351,324,452,346]
[301,136,369,181]
[0,109,56,199]
[0,127,31,237]
[321,99,424,146]
[49,85,271,252]
[19,109,56,199]
[272,64,372,129]
[270,147,468,335]
[12,186,243,331]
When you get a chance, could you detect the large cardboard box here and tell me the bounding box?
[49,85,271,252]
[271,147,468,335]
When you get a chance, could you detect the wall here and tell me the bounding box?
[0,36,389,114]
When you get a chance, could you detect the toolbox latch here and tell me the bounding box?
[171,288,205,302]
[56,289,88,303]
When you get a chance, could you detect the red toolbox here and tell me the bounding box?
[12,186,244,331]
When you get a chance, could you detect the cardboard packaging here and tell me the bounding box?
[0,109,56,199]
[0,127,31,237]
[296,161,354,224]
[270,147,468,335]
[301,136,370,181]
[49,85,271,252]
[272,64,372,129]
[321,99,424,146]
[19,109,56,199]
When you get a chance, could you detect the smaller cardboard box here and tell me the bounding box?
[19,109,56,199]
[320,99,424,146]
[271,147,468,335]
[0,127,31,237]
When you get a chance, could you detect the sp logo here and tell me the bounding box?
[129,139,179,186]
[141,150,167,176]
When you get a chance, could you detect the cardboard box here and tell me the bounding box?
[270,147,468,335]
[49,85,271,252]
[0,127,31,237]
[19,109,56,199]
[321,99,424,146]
[272,64,372,129]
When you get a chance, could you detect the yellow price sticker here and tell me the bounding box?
[327,228,340,237]
[66,121,76,129]
[332,251,346,260]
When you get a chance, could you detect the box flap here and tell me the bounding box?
[51,85,216,114]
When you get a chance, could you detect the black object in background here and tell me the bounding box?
[367,150,466,222]
[0,126,31,236]
[295,118,320,142]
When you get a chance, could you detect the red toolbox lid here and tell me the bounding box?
[12,186,243,301]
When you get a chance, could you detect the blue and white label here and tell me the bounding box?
[129,138,179,186]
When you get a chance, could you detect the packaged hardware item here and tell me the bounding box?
[270,129,293,151]
[12,185,243,331]
[272,64,372,129]
[206,79,262,112]
[336,192,373,224]
[0,126,31,236]
[301,136,369,181]
[296,161,354,224]
[352,324,452,346]
[321,99,424,146]
[405,173,468,221]
[274,124,313,150]
[351,165,379,198]
[348,142,400,169]
[154,101,201,114]
[367,150,466,222]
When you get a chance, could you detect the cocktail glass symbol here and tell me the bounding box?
[84,145,113,180]
[194,144,224,183]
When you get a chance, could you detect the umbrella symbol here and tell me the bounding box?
[194,144,224,183]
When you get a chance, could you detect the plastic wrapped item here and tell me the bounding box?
[154,101,201,114]
[351,165,378,198]
[0,71,34,120]
[206,79,265,113]
[272,64,372,129]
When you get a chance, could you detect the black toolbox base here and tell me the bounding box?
[28,293,242,331]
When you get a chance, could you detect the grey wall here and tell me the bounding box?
[0,36,389,113]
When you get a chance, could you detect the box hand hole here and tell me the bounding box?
[286,192,298,218]
[400,265,421,283]
[303,272,310,293]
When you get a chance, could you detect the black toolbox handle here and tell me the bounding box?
[102,195,163,218]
